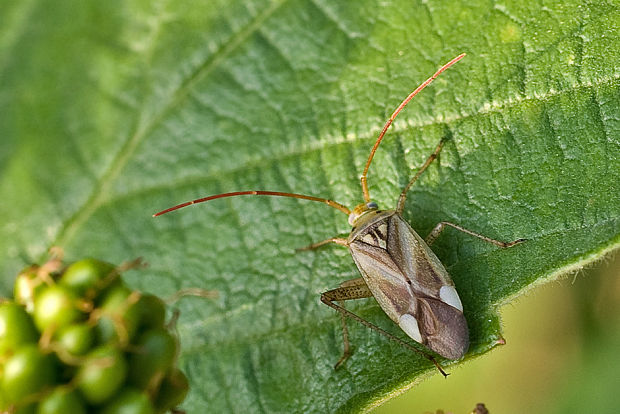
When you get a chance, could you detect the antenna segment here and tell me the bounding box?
[360,53,466,203]
[154,191,351,217]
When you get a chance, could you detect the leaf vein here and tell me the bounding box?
[52,0,290,249]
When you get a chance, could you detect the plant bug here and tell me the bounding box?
[154,53,525,375]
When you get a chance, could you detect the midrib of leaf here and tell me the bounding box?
[51,0,289,251]
[84,74,618,215]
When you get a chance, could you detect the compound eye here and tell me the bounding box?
[366,202,378,209]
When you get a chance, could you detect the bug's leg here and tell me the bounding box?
[321,278,448,376]
[296,237,348,251]
[396,139,446,213]
[322,278,371,369]
[321,277,371,369]
[425,221,527,248]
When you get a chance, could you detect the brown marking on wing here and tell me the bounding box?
[349,240,414,321]
[416,297,469,359]
[386,214,452,299]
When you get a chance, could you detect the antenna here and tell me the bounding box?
[154,191,351,217]
[155,54,465,218]
[360,53,466,203]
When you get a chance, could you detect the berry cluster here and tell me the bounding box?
[0,256,188,413]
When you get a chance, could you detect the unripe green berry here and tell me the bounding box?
[60,258,116,297]
[0,302,38,357]
[14,267,45,312]
[95,285,141,344]
[55,323,94,356]
[100,389,155,414]
[155,368,189,413]
[37,387,86,414]
[33,285,83,332]
[136,294,166,331]
[76,345,128,404]
[2,344,56,405]
[129,328,177,391]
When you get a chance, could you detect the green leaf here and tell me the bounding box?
[1,0,618,412]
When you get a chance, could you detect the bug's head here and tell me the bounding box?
[348,201,379,226]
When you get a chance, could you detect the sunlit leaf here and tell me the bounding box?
[1,0,618,412]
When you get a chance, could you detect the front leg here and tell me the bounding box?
[296,237,348,251]
[320,277,373,369]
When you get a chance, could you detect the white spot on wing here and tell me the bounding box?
[362,234,375,245]
[439,285,463,311]
[377,237,387,249]
[375,224,388,248]
[377,224,387,238]
[399,314,422,343]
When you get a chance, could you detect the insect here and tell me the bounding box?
[154,54,525,375]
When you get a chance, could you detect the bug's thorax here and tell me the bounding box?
[347,202,395,243]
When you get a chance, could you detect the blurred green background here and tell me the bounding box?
[375,251,620,414]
